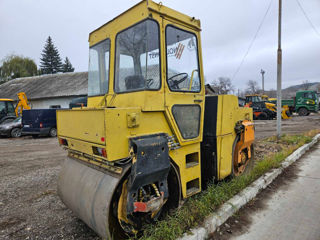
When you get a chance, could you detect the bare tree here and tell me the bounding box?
[211,77,234,94]
[246,80,260,94]
[302,80,309,90]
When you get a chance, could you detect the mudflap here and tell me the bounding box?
[127,134,170,217]
[57,157,128,239]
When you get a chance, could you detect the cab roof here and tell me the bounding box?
[0,98,14,101]
[89,0,201,46]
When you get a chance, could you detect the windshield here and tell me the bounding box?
[0,102,5,114]
[115,19,160,93]
[252,96,262,102]
[313,92,317,100]
[166,26,200,92]
[88,39,110,96]
[303,92,314,99]
[7,102,15,114]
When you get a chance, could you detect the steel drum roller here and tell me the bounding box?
[58,157,124,239]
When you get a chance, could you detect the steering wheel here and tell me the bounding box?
[168,73,188,90]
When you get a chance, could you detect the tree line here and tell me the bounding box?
[0,36,74,84]
[209,77,264,97]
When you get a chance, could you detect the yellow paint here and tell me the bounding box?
[57,0,254,201]
[216,95,253,179]
[0,98,14,101]
[0,92,30,117]
[15,92,31,116]
[57,108,106,145]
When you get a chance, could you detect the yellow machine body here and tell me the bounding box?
[0,92,31,117]
[0,98,14,101]
[57,1,254,238]
[15,92,31,116]
[246,94,291,119]
[0,92,31,124]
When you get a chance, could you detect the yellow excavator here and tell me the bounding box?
[0,92,31,124]
[263,95,291,119]
[56,1,255,238]
[245,94,291,120]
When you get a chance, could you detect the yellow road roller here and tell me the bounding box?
[57,1,255,238]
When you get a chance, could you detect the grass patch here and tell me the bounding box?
[139,132,316,240]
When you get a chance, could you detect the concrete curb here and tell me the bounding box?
[180,134,320,240]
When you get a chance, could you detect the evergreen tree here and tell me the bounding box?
[40,36,62,74]
[62,57,75,73]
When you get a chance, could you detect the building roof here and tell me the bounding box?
[0,72,88,100]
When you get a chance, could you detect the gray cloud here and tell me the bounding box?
[0,0,319,91]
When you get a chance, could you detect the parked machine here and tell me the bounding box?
[0,99,16,124]
[245,95,275,120]
[0,92,31,124]
[269,90,318,116]
[56,1,255,238]
[245,94,291,120]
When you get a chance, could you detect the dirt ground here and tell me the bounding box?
[0,114,319,239]
[0,137,99,240]
[254,113,320,140]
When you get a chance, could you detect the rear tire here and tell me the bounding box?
[298,107,308,116]
[11,128,21,138]
[49,128,57,137]
[242,145,255,175]
[232,137,254,176]
[286,110,292,117]
[257,112,268,120]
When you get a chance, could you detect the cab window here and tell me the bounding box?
[115,19,160,93]
[304,92,313,99]
[166,26,200,92]
[88,39,110,96]
[252,96,262,102]
[0,102,6,114]
[7,102,15,114]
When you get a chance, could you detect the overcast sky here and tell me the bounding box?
[1,0,319,91]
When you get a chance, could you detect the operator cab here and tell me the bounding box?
[87,20,201,95]
[0,99,16,124]
[86,0,205,144]
[245,95,262,104]
[87,2,204,115]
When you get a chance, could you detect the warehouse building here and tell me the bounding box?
[0,72,87,109]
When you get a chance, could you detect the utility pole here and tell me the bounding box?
[261,69,265,94]
[277,0,282,138]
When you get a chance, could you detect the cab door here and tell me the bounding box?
[162,20,205,146]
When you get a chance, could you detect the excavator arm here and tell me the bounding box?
[15,92,31,117]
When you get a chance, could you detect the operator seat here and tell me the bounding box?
[125,75,145,90]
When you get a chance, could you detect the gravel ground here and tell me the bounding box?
[0,137,99,240]
[254,113,320,140]
[0,114,319,239]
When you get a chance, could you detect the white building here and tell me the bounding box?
[0,72,87,109]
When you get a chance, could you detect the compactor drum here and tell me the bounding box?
[56,1,255,238]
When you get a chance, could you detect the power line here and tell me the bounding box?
[232,0,273,81]
[295,0,320,38]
